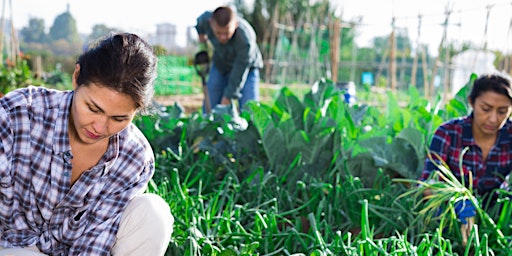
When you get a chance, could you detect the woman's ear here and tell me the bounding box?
[467,96,474,108]
[72,64,80,90]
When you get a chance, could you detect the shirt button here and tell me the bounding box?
[63,172,69,177]
[64,152,72,158]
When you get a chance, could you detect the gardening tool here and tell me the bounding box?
[193,50,211,114]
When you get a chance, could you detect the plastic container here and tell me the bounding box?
[336,81,357,105]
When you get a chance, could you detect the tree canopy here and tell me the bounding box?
[49,12,80,44]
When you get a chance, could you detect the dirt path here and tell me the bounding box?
[153,93,204,114]
[153,83,282,114]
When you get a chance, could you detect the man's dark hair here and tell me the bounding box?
[212,6,235,26]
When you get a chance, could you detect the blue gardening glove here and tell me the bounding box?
[454,199,476,224]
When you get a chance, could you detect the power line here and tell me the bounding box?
[348,1,512,28]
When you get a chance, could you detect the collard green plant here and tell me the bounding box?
[246,82,339,179]
[133,101,186,155]
[346,127,425,187]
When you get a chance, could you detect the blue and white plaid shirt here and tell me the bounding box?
[0,86,154,255]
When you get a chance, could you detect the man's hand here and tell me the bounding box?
[220,97,231,105]
[198,34,208,51]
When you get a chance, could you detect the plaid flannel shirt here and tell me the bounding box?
[0,86,154,255]
[421,113,512,195]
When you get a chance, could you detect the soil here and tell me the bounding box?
[153,83,283,114]
[153,93,205,114]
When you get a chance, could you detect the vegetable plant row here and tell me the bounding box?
[135,75,512,255]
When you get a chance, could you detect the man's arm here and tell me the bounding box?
[222,42,252,103]
[198,34,208,44]
[195,11,212,51]
[198,34,208,51]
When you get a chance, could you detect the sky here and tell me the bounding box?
[8,0,512,54]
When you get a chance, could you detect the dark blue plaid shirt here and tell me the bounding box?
[421,113,512,195]
[0,86,154,255]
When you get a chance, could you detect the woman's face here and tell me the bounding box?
[471,90,512,137]
[70,66,137,145]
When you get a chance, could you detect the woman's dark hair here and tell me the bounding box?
[76,33,157,114]
[468,73,512,104]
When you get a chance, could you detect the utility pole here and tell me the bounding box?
[429,4,452,103]
[481,4,494,51]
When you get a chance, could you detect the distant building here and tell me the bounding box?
[183,25,198,55]
[186,26,196,45]
[148,23,177,52]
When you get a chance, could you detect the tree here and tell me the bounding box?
[49,11,81,44]
[88,24,120,44]
[20,18,47,44]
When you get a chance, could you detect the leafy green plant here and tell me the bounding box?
[0,59,42,95]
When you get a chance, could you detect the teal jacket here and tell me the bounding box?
[195,11,263,99]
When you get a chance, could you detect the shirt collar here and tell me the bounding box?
[51,91,120,175]
[53,91,73,155]
[461,113,474,146]
[102,134,120,175]
[497,118,512,146]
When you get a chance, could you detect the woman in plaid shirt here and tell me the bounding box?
[421,73,512,216]
[0,33,173,255]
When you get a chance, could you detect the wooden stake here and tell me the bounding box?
[330,18,341,83]
[389,17,397,91]
[411,14,422,88]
